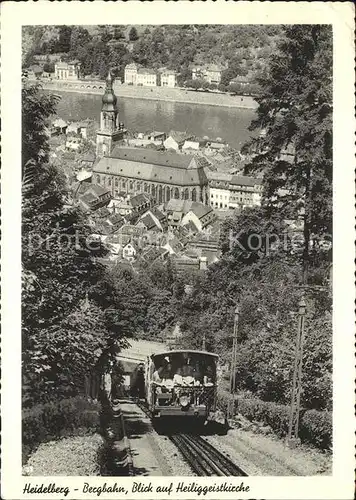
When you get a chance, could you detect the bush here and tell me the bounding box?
[22,396,100,463]
[300,409,332,450]
[217,390,332,450]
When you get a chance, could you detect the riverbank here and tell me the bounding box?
[32,78,258,110]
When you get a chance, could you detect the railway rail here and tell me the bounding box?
[169,433,248,476]
[134,398,248,476]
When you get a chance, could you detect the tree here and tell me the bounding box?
[69,27,91,58]
[129,27,139,42]
[21,82,116,406]
[22,78,60,174]
[57,26,72,53]
[244,25,332,284]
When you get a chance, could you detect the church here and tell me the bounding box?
[93,72,209,205]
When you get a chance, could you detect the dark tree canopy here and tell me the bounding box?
[128,27,139,41]
[244,25,332,282]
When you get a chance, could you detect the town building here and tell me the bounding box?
[229,175,263,209]
[208,172,232,210]
[207,171,263,210]
[76,184,112,212]
[137,68,157,87]
[124,63,139,85]
[181,202,216,232]
[192,64,224,85]
[164,131,194,151]
[160,70,176,88]
[124,63,157,87]
[54,61,81,80]
[96,71,126,156]
[94,82,209,205]
[51,118,68,135]
[145,131,166,142]
[122,242,137,262]
[164,199,215,231]
[130,193,153,215]
[94,147,209,206]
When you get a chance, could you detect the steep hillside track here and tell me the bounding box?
[169,433,248,476]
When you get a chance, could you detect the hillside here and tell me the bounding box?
[22,24,282,86]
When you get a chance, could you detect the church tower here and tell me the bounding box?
[96,70,126,157]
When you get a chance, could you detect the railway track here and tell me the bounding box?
[134,399,248,476]
[169,433,248,476]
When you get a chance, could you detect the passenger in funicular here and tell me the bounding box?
[153,357,174,392]
[153,354,214,393]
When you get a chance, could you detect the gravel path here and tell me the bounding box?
[120,400,193,476]
[25,432,104,476]
[205,427,332,476]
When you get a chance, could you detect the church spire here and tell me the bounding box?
[102,69,117,111]
[96,69,126,157]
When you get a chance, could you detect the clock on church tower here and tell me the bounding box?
[96,70,126,157]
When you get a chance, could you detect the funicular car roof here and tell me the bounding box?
[151,349,219,359]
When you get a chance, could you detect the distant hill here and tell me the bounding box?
[23,24,283,86]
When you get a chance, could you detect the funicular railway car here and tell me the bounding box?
[144,350,219,423]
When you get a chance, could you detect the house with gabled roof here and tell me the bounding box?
[181,202,216,232]
[76,183,112,212]
[122,242,138,262]
[164,131,194,151]
[130,192,153,214]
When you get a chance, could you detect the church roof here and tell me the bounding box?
[94,148,208,187]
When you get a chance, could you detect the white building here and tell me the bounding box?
[122,242,137,262]
[124,63,139,85]
[161,70,176,88]
[208,172,231,210]
[207,172,263,210]
[54,61,81,80]
[229,176,263,209]
[124,63,157,86]
[137,68,157,87]
[192,64,224,85]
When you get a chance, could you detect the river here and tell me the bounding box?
[51,91,257,150]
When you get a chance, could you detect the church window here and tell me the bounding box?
[192,188,197,202]
[96,175,101,184]
[184,188,189,200]
[129,181,134,191]
[108,177,112,186]
[174,188,179,199]
[166,186,171,202]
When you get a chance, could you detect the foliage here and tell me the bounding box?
[243,25,332,282]
[218,391,331,450]
[129,27,139,42]
[22,396,100,463]
[179,206,332,411]
[22,78,60,173]
[21,82,127,406]
[23,25,283,84]
[300,409,332,450]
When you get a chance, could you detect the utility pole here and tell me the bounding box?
[287,296,307,446]
[228,305,239,420]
